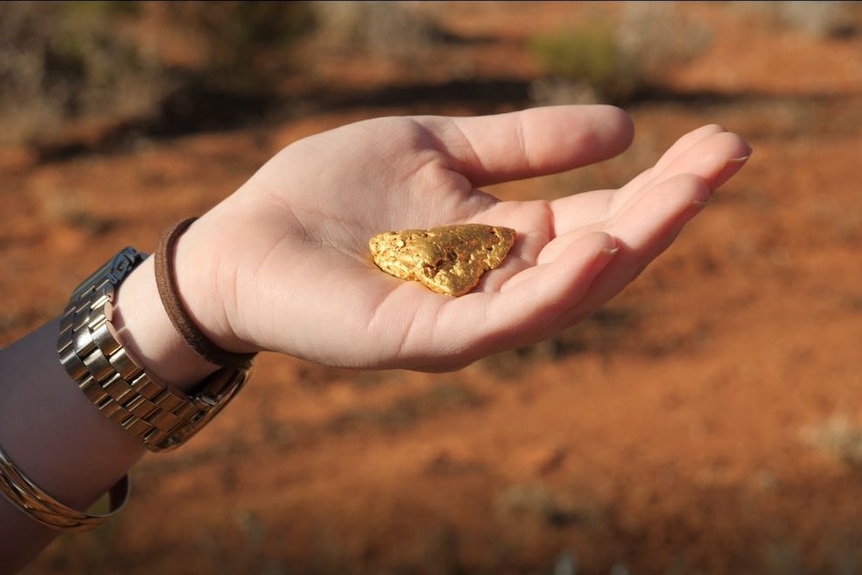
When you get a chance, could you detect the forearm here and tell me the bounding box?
[0,316,142,572]
[0,253,219,573]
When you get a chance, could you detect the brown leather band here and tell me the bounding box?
[154,217,256,370]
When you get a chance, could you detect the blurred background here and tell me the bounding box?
[2,2,861,574]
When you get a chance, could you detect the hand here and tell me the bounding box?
[178,106,750,371]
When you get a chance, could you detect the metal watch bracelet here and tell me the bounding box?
[57,247,250,452]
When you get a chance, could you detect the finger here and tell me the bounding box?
[613,124,725,196]
[654,124,728,173]
[642,129,750,191]
[418,105,634,188]
[549,129,751,235]
[571,173,711,320]
[413,231,618,370]
[543,166,709,266]
[543,125,728,222]
[612,129,751,211]
[609,173,711,249]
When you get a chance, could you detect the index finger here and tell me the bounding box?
[416,105,634,188]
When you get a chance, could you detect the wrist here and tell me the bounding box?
[168,210,261,358]
[59,239,253,453]
[112,256,219,393]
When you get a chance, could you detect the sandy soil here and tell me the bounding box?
[4,3,862,574]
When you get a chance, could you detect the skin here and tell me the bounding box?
[0,106,750,572]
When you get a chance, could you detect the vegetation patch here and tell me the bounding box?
[801,415,862,468]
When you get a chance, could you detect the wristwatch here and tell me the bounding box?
[57,247,249,452]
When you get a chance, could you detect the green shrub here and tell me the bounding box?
[529,21,638,103]
[529,4,711,105]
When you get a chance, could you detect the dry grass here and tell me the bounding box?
[801,415,862,467]
[734,1,858,38]
[0,2,163,146]
[0,2,316,148]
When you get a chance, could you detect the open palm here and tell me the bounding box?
[188,106,750,371]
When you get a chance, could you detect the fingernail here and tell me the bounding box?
[712,154,752,191]
[601,246,620,257]
[726,155,751,165]
[691,199,710,208]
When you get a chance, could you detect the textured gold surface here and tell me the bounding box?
[369,224,516,296]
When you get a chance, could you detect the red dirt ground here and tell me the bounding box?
[4,3,862,574]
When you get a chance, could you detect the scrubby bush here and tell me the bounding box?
[0,1,318,146]
[528,3,711,105]
[0,2,161,145]
[529,20,632,104]
[736,1,857,38]
[164,1,317,96]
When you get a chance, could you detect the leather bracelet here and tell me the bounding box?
[0,439,129,532]
[154,217,256,370]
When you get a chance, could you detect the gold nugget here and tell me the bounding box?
[369,224,516,296]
